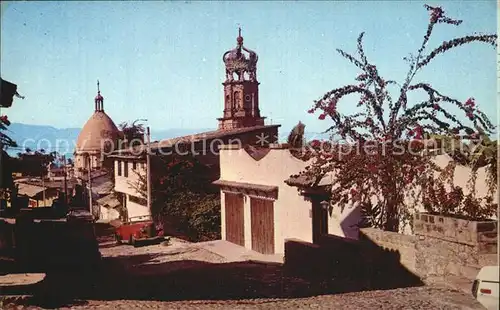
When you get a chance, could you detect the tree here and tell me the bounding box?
[14,149,57,177]
[1,115,17,191]
[297,5,496,232]
[119,119,146,148]
[0,115,16,149]
[129,153,221,241]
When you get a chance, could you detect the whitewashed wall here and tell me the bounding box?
[219,146,362,253]
[219,147,497,251]
[114,159,150,221]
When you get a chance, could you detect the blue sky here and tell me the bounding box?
[1,1,497,134]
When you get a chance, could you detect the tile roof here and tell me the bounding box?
[212,180,278,193]
[243,145,271,161]
[92,180,114,195]
[110,125,280,157]
[16,183,47,197]
[78,170,110,181]
[15,179,77,191]
[96,193,121,209]
[285,172,335,188]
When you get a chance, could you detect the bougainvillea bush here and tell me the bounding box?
[422,133,497,220]
[297,5,496,232]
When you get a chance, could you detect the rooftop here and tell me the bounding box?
[109,124,280,157]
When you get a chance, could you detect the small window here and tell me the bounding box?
[117,161,122,176]
[124,162,128,177]
[132,162,136,170]
[129,195,147,206]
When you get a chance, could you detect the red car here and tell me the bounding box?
[114,216,164,246]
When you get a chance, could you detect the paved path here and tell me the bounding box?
[0,238,484,309]
[194,240,284,263]
[1,286,484,309]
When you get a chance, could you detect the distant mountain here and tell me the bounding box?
[3,123,215,158]
[3,123,332,158]
[5,123,80,158]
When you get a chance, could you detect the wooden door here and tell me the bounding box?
[312,199,328,244]
[250,198,274,254]
[224,193,244,246]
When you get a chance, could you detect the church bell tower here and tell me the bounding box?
[218,29,265,130]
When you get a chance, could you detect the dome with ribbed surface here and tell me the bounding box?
[75,111,120,152]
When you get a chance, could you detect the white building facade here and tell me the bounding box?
[112,156,150,222]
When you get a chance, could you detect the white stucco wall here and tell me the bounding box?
[114,159,150,221]
[126,196,150,221]
[114,160,146,196]
[100,206,120,222]
[219,147,497,253]
[219,147,316,254]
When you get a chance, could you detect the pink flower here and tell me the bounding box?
[307,108,315,114]
[325,101,337,114]
[318,114,326,120]
[429,6,443,22]
[433,104,439,110]
[357,73,367,80]
[368,164,377,173]
[465,98,475,108]
[310,140,321,147]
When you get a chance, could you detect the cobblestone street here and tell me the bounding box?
[2,286,484,309]
[1,238,484,309]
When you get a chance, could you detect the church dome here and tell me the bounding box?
[75,111,120,152]
[75,81,120,153]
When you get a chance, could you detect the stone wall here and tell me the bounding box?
[360,228,417,274]
[414,213,498,282]
[284,214,498,290]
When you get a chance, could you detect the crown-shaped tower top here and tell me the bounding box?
[222,28,259,82]
[218,29,265,130]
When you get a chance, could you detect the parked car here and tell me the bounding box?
[472,266,499,310]
[114,216,164,247]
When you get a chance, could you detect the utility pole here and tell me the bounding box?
[88,155,93,214]
[62,155,68,205]
[146,127,152,215]
[42,164,46,207]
